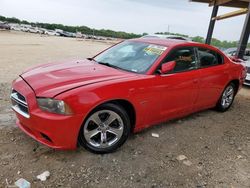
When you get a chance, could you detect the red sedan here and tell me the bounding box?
[11,38,246,153]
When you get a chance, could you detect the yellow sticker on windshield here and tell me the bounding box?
[144,45,167,56]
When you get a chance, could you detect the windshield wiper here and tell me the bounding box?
[98,62,121,70]
[87,58,119,69]
[87,57,96,62]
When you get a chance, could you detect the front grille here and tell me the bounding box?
[11,89,30,118]
[245,79,250,84]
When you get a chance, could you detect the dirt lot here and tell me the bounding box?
[0,31,250,188]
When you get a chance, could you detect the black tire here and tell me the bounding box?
[78,103,131,154]
[216,82,236,112]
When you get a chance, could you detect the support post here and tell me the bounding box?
[206,5,219,44]
[236,3,250,59]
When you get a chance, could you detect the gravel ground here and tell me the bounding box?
[0,31,250,188]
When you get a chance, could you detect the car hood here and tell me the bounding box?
[21,59,136,97]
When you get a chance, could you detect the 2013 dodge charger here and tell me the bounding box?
[11,38,246,153]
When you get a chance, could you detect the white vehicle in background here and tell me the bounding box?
[27,27,40,33]
[141,34,192,41]
[223,48,250,61]
[21,27,29,32]
[9,23,22,31]
[55,29,63,34]
[20,24,32,32]
[96,36,106,40]
[245,60,250,86]
[76,32,83,38]
[44,29,60,36]
[11,26,21,31]
[37,28,47,34]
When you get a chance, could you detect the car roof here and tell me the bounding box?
[141,34,191,41]
[129,37,198,48]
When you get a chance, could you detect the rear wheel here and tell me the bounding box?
[216,82,236,112]
[78,103,131,154]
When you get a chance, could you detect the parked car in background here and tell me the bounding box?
[9,23,21,31]
[142,34,192,41]
[76,32,83,38]
[20,24,31,32]
[0,22,11,30]
[57,31,76,37]
[223,47,250,61]
[245,60,250,86]
[44,29,60,36]
[11,38,246,154]
[27,27,40,33]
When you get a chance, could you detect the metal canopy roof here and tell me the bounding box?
[190,0,250,8]
[190,0,250,59]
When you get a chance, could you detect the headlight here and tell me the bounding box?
[37,98,73,115]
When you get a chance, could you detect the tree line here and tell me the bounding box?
[1,15,249,48]
[156,32,249,49]
[0,15,141,39]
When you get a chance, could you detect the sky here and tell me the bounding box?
[0,0,246,41]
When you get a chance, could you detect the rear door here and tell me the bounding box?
[195,47,229,110]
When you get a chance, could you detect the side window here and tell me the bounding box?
[163,47,197,73]
[198,48,223,68]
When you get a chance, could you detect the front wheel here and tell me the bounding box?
[78,103,131,154]
[216,82,236,112]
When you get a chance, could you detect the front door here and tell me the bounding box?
[153,47,200,121]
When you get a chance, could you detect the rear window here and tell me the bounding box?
[198,48,223,68]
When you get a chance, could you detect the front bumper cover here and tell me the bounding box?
[11,77,83,150]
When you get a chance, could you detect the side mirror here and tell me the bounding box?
[161,61,176,74]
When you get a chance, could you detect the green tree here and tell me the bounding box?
[192,36,204,43]
[1,15,250,45]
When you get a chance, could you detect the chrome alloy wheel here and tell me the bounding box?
[221,85,234,108]
[83,110,124,149]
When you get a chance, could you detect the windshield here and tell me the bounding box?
[94,41,167,73]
